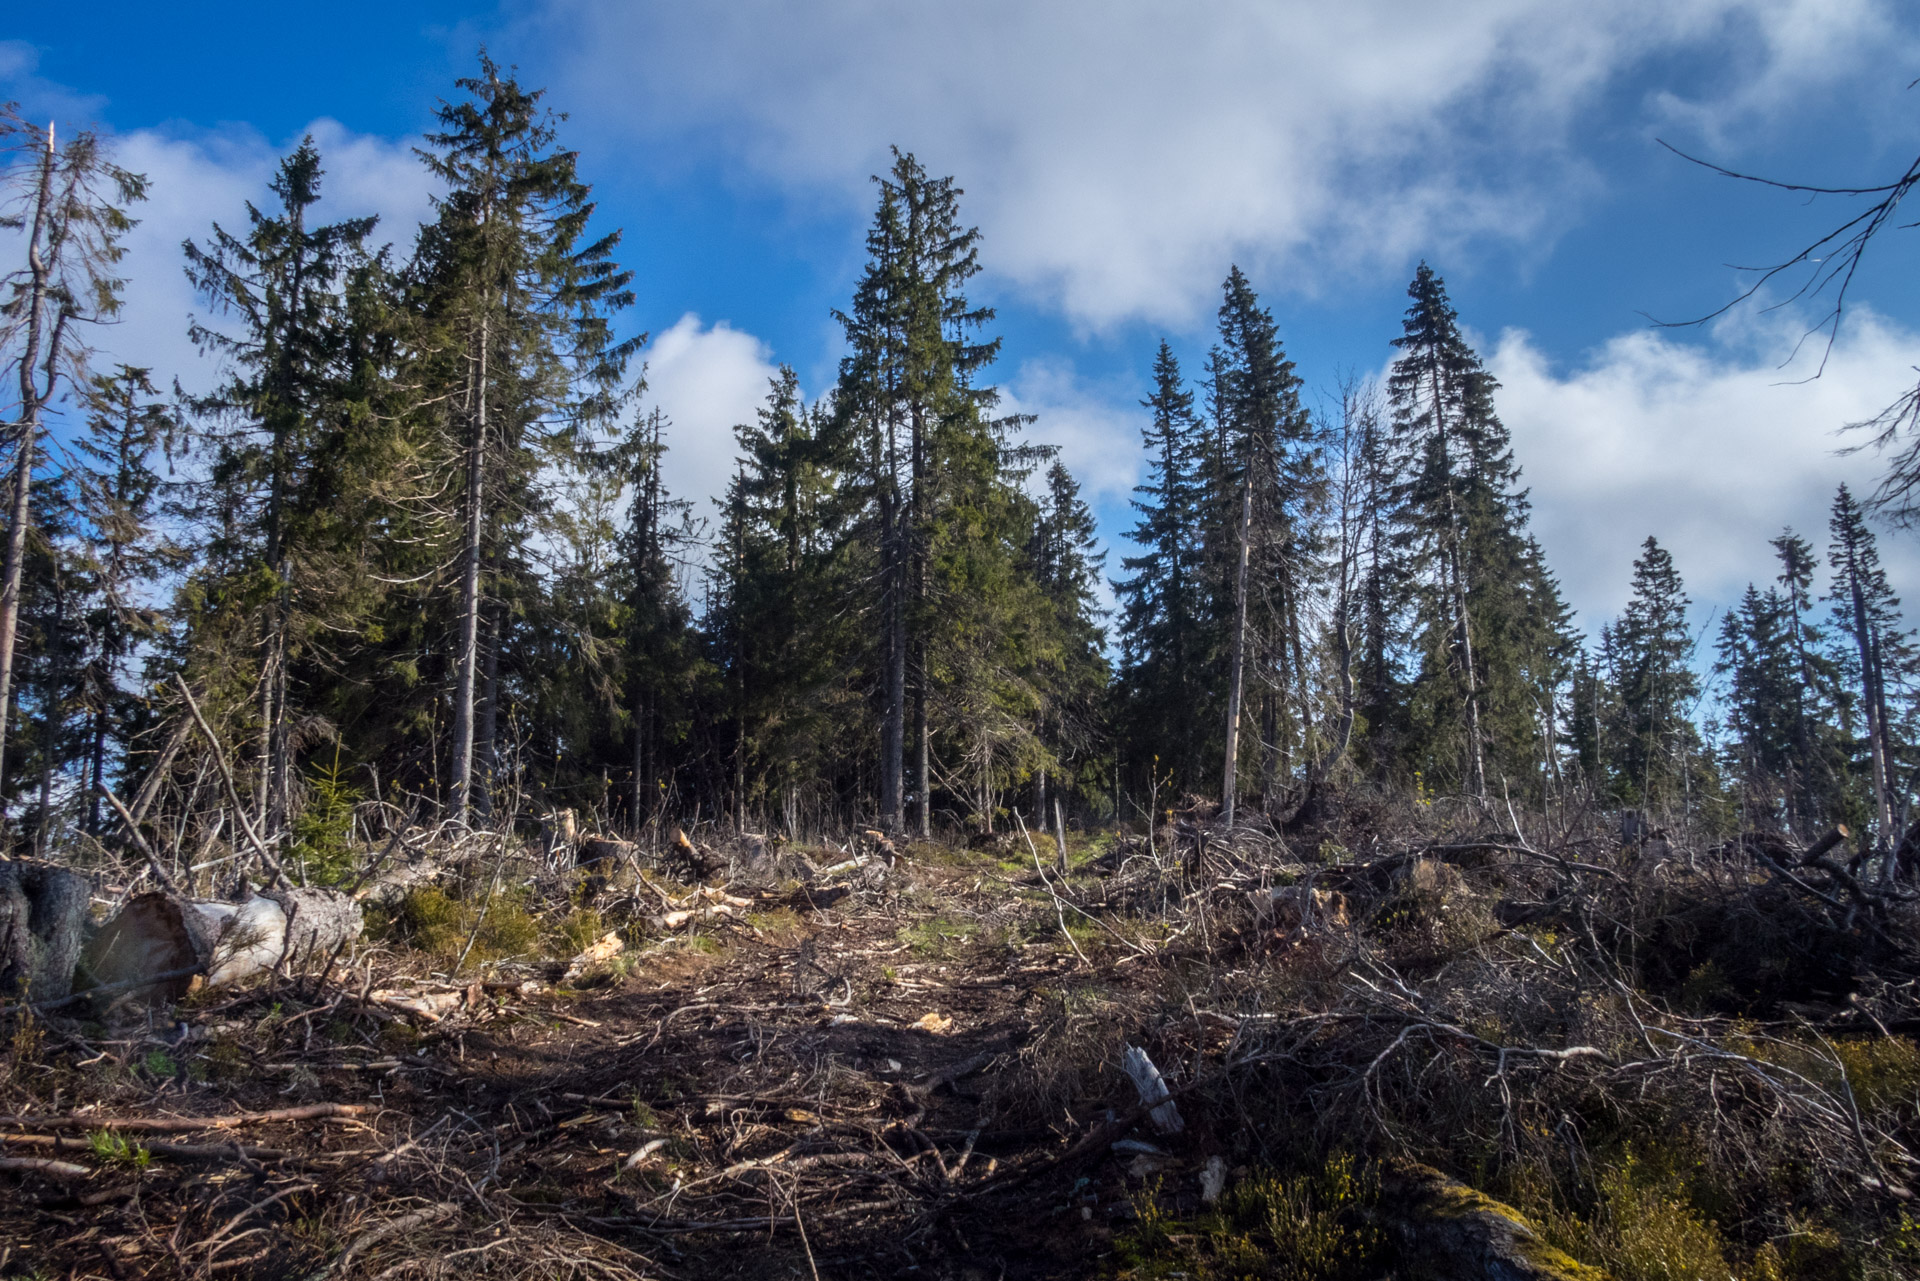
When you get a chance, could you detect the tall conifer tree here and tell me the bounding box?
[412,55,637,822]
[1607,537,1701,809]
[1115,342,1206,790]
[0,111,145,809]
[185,139,377,838]
[1385,263,1567,798]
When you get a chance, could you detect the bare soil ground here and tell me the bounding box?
[0,850,1171,1280]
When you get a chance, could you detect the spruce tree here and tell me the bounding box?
[11,469,87,849]
[184,138,377,839]
[1715,583,1800,822]
[613,407,698,833]
[1385,263,1567,799]
[831,150,1001,834]
[411,55,638,822]
[712,369,856,831]
[1023,461,1109,821]
[70,366,184,835]
[1114,341,1205,790]
[1607,537,1702,809]
[1825,485,1915,871]
[1203,268,1319,821]
[1770,529,1838,827]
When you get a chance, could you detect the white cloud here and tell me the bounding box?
[999,358,1142,508]
[0,39,108,125]
[106,121,435,403]
[1495,309,1920,630]
[3,46,438,408]
[525,0,1913,328]
[642,313,781,517]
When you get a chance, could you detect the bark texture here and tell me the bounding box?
[82,888,362,1003]
[1380,1161,1609,1281]
[0,859,90,1001]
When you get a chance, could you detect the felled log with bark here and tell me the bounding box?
[0,859,90,1002]
[81,887,363,1003]
[1378,1161,1608,1280]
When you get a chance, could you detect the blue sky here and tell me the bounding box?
[8,0,1920,641]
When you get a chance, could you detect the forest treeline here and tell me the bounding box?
[1,59,1915,864]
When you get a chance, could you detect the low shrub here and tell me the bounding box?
[1116,1154,1392,1281]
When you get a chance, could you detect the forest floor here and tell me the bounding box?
[10,811,1920,1281]
[0,840,1194,1281]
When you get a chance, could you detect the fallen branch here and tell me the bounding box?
[0,1103,368,1133]
[0,1155,90,1179]
[3,1132,292,1162]
[99,784,182,895]
[1017,814,1089,966]
[174,676,292,890]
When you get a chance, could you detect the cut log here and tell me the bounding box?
[1379,1161,1609,1280]
[81,888,362,1003]
[0,859,90,1002]
[1804,824,1850,863]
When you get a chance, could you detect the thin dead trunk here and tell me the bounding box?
[915,672,930,839]
[879,483,905,833]
[449,311,488,824]
[0,129,56,810]
[1053,796,1069,876]
[1427,355,1486,802]
[476,602,500,818]
[84,705,105,838]
[1221,474,1253,827]
[1844,554,1897,881]
[631,692,647,837]
[1454,542,1487,800]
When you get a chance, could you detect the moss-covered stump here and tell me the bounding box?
[1379,1161,1609,1281]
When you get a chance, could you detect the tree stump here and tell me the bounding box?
[0,859,90,1002]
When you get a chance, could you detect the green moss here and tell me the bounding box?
[898,914,977,957]
[203,1035,248,1082]
[747,906,806,944]
[388,884,540,965]
[1413,1178,1609,1281]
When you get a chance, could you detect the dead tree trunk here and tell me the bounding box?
[1221,474,1254,827]
[82,887,362,1003]
[0,859,90,1002]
